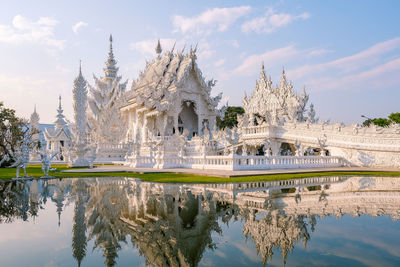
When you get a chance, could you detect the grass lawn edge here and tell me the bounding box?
[1,165,400,183]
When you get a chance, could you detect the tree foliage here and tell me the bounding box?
[0,102,28,167]
[217,106,245,130]
[362,112,400,127]
[388,112,400,123]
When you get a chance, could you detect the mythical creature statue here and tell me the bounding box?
[37,151,59,177]
[294,140,302,156]
[317,135,328,156]
[9,131,31,178]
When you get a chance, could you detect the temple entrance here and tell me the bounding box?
[179,101,198,139]
[280,142,296,156]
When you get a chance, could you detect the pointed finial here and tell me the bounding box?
[282,67,285,75]
[79,60,82,75]
[171,41,176,53]
[104,34,118,79]
[109,34,114,55]
[108,34,114,58]
[155,39,162,55]
[262,61,265,71]
[34,104,37,113]
[58,95,62,110]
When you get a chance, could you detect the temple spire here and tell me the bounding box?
[103,34,118,80]
[280,67,287,90]
[30,104,40,134]
[54,95,67,129]
[155,39,162,55]
[58,95,62,111]
[109,34,114,60]
[259,62,268,89]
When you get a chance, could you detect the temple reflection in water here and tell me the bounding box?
[1,176,400,266]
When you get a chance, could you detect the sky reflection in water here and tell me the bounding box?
[0,176,399,267]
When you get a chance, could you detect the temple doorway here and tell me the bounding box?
[179,101,198,139]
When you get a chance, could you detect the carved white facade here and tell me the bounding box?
[238,64,400,167]
[120,49,400,169]
[87,35,128,161]
[122,42,222,168]
[243,64,313,125]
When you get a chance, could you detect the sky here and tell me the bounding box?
[0,0,399,124]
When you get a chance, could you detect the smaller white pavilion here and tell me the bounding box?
[43,96,71,161]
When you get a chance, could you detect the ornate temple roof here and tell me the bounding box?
[242,63,310,122]
[125,42,221,113]
[44,96,70,140]
[54,95,67,128]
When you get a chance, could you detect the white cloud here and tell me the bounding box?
[289,37,400,80]
[72,21,88,34]
[0,15,64,50]
[233,45,301,75]
[172,6,251,35]
[307,57,400,92]
[198,49,215,61]
[308,48,333,56]
[215,59,225,67]
[241,8,310,34]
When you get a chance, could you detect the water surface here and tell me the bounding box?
[0,176,399,266]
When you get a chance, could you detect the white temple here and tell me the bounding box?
[28,37,400,169]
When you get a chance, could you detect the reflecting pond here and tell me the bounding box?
[0,176,400,267]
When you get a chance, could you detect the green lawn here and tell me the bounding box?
[1,165,400,183]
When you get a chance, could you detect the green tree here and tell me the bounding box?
[362,112,400,127]
[362,118,374,127]
[216,106,245,129]
[0,102,27,167]
[388,112,400,123]
[373,118,391,127]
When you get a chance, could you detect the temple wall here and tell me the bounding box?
[242,122,400,167]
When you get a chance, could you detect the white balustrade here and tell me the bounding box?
[127,155,343,170]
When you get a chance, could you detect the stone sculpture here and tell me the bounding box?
[37,151,58,177]
[9,131,31,178]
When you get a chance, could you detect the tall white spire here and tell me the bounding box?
[30,104,40,134]
[73,61,88,140]
[103,34,118,80]
[70,61,91,167]
[54,95,67,129]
